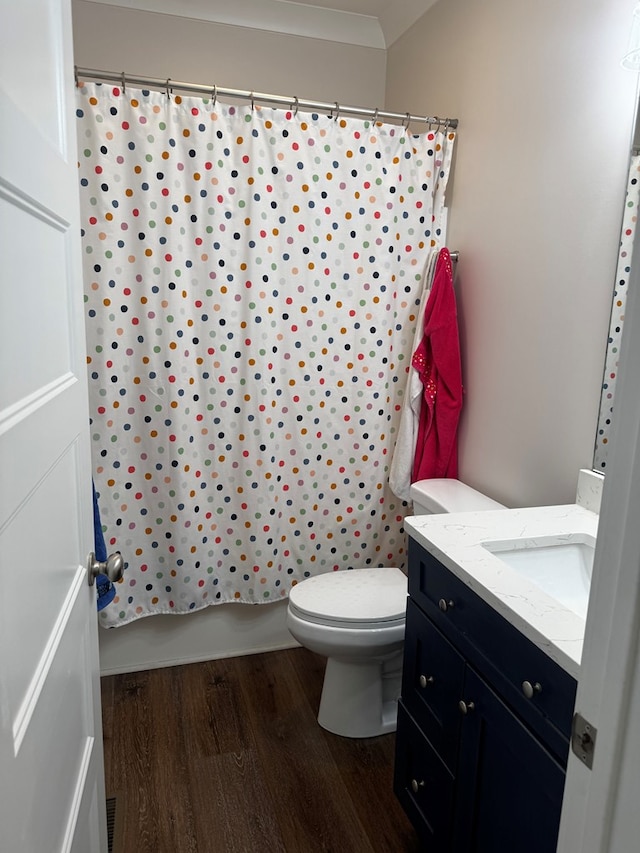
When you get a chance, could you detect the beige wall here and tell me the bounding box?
[71,1,386,106]
[388,0,638,507]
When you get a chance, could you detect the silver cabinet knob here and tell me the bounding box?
[87,551,124,586]
[459,700,475,715]
[522,680,542,699]
[419,675,435,688]
[410,779,425,794]
[438,598,455,612]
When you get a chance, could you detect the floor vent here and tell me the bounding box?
[106,797,117,853]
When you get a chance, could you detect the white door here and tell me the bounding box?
[556,182,640,848]
[0,1,107,851]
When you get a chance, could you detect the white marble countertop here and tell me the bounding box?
[405,504,600,679]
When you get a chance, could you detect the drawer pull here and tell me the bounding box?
[438,598,455,612]
[459,700,475,715]
[522,680,542,699]
[419,674,435,688]
[411,778,425,794]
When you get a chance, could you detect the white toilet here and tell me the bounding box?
[286,478,505,738]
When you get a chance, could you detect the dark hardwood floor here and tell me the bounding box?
[101,647,420,852]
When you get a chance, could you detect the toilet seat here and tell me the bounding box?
[288,567,407,629]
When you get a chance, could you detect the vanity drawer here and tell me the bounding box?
[394,701,455,852]
[408,539,577,758]
[402,599,465,773]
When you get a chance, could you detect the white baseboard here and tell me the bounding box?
[98,599,299,676]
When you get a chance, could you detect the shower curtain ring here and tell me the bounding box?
[121,71,126,93]
[293,96,299,116]
[211,84,217,106]
[372,107,379,125]
[404,112,411,130]
[165,78,172,100]
[333,101,340,121]
[250,91,255,110]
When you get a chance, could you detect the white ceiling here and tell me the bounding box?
[84,0,440,48]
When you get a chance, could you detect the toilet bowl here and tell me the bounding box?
[286,479,505,738]
[288,566,407,738]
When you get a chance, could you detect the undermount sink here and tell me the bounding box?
[481,534,596,619]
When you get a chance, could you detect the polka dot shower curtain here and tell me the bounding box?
[594,152,640,472]
[76,82,455,626]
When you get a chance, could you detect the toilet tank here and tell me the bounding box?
[409,479,505,515]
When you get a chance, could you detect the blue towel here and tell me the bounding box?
[93,482,116,611]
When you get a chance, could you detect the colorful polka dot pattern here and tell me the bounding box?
[76,82,455,626]
[595,153,640,471]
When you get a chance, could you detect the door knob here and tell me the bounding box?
[87,551,124,586]
[410,778,425,794]
[459,700,475,715]
[522,680,542,700]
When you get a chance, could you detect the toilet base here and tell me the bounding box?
[317,652,403,738]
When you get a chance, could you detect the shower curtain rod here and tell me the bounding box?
[74,66,459,130]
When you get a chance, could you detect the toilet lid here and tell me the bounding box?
[288,567,407,628]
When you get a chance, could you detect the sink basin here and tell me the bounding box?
[481,534,596,619]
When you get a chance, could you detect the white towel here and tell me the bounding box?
[389,249,439,501]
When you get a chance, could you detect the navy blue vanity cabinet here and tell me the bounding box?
[394,538,577,852]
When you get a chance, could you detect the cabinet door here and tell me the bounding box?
[453,668,566,853]
[394,702,455,851]
[402,599,465,772]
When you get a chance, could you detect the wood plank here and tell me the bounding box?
[284,645,326,712]
[99,673,114,787]
[102,669,198,851]
[144,667,199,851]
[233,650,376,853]
[104,670,153,795]
[188,750,287,852]
[177,658,254,757]
[103,670,163,851]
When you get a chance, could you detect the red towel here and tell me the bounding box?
[411,248,463,480]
